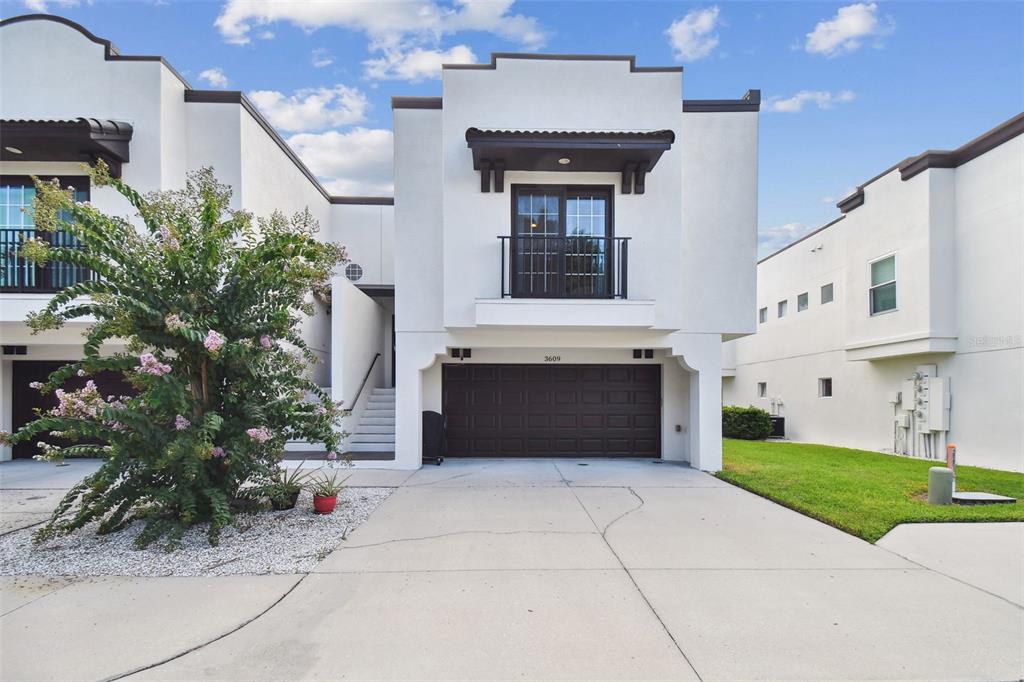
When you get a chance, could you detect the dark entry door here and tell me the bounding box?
[512,186,612,298]
[10,361,133,459]
[442,363,660,457]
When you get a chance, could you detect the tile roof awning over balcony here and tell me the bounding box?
[0,118,133,177]
[465,127,675,194]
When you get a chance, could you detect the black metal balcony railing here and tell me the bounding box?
[1,228,94,293]
[498,235,629,299]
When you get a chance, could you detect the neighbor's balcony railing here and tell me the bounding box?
[1,228,94,293]
[498,235,629,299]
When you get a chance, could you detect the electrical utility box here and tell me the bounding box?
[927,376,951,431]
[901,381,917,410]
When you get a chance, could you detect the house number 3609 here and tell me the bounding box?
[544,355,561,362]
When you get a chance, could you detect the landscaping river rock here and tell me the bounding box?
[0,488,391,577]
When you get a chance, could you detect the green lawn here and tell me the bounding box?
[718,439,1024,543]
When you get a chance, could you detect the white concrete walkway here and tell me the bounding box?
[1,458,1021,681]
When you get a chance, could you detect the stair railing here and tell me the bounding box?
[347,352,382,412]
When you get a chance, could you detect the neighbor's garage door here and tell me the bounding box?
[442,364,661,457]
[11,361,134,459]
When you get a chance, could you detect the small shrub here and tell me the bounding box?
[722,405,772,440]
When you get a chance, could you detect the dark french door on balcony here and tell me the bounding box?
[512,185,614,298]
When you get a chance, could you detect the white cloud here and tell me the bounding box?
[665,6,721,61]
[214,0,547,50]
[364,44,476,82]
[765,89,855,113]
[311,48,334,68]
[805,2,895,57]
[247,85,369,133]
[288,128,394,196]
[758,223,812,257]
[198,67,229,89]
[23,0,79,12]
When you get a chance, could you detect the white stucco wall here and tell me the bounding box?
[724,132,1023,472]
[330,277,386,433]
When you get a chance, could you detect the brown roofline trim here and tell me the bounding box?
[838,112,1024,214]
[758,215,846,265]
[330,197,394,206]
[391,96,442,110]
[185,91,393,206]
[0,14,191,89]
[443,52,682,73]
[683,90,761,113]
[898,111,1024,181]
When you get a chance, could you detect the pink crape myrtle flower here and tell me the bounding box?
[259,335,273,349]
[165,314,186,332]
[246,427,272,443]
[204,330,225,354]
[211,446,226,458]
[158,226,180,251]
[136,353,172,376]
[326,451,338,461]
[174,415,190,431]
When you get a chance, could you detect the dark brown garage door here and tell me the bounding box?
[11,361,134,459]
[442,364,660,457]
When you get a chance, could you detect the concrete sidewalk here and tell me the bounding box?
[1,458,1022,681]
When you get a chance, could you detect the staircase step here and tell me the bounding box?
[372,388,395,395]
[356,425,395,434]
[347,442,396,453]
[350,434,396,443]
[362,417,395,426]
[363,409,395,418]
[368,397,395,406]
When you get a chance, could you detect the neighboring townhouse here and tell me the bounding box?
[1,16,761,471]
[0,15,393,461]
[723,113,1024,473]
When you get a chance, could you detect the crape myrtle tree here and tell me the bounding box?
[1,162,348,547]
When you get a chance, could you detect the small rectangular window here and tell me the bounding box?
[758,307,767,324]
[869,255,897,314]
[821,283,834,304]
[818,377,833,398]
[777,300,788,318]
[797,292,808,311]
[757,382,767,398]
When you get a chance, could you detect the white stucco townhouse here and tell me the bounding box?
[0,15,761,471]
[723,113,1024,473]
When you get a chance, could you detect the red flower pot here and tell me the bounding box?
[313,494,337,515]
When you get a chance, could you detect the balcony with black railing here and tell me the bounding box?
[1,228,93,293]
[498,235,629,300]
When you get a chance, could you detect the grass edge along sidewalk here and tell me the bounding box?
[718,439,1024,543]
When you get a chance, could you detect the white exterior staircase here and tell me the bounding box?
[347,388,395,454]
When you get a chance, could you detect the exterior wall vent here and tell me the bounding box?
[345,263,363,282]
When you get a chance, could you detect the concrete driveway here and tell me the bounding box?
[2,458,1022,681]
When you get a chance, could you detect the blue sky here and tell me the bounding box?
[6,1,1023,256]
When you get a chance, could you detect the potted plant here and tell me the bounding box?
[263,465,311,511]
[309,472,350,515]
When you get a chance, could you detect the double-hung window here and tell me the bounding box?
[869,255,897,315]
[777,299,788,318]
[797,292,808,312]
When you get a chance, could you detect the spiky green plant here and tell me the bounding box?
[1,162,349,547]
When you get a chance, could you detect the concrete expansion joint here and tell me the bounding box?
[564,484,704,681]
[338,528,599,551]
[103,573,309,682]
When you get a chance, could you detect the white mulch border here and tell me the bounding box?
[0,487,392,577]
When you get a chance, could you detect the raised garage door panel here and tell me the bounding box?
[442,364,661,457]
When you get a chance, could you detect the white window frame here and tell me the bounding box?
[868,253,898,316]
[758,307,767,324]
[818,377,833,398]
[797,292,808,312]
[757,382,767,398]
[821,282,834,304]
[777,299,787,318]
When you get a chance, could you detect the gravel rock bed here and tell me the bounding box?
[0,487,391,577]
